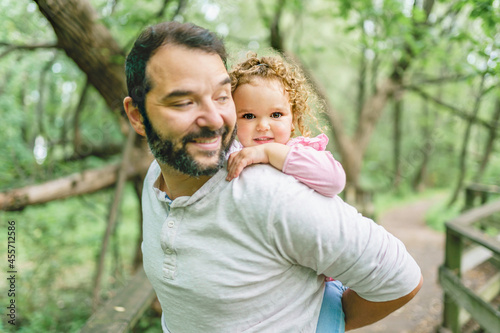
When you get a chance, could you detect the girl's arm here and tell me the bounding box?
[282,145,345,197]
[226,142,346,197]
[226,143,290,180]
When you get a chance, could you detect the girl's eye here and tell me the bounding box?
[271,112,282,118]
[242,113,255,119]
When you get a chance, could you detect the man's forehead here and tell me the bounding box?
[145,46,228,96]
[146,44,226,77]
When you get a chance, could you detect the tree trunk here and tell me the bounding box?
[393,96,403,188]
[412,99,433,191]
[474,96,500,181]
[34,0,128,131]
[448,75,486,206]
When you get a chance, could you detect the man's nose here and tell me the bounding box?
[196,100,224,129]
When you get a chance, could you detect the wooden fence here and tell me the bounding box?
[464,183,500,211]
[439,184,500,332]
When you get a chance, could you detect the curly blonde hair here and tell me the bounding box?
[229,52,319,137]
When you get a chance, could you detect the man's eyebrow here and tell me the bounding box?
[219,76,231,86]
[160,77,231,102]
[161,89,193,101]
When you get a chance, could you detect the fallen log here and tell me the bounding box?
[0,164,135,211]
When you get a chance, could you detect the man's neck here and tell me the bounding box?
[157,163,213,200]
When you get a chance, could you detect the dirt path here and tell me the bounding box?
[353,198,445,333]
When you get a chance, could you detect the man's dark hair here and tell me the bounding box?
[125,21,227,117]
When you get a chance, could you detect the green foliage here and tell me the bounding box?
[425,199,463,232]
[132,308,163,333]
[0,185,140,332]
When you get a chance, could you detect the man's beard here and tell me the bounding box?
[143,116,236,177]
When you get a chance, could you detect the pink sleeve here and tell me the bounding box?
[282,135,346,197]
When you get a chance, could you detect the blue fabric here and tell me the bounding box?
[316,280,346,332]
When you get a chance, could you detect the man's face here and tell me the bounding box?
[142,45,236,176]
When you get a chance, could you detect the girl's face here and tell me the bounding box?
[233,78,294,147]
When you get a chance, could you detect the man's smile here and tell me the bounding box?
[189,136,221,150]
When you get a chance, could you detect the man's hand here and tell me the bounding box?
[227,146,269,181]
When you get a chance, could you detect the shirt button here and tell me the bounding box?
[167,220,175,228]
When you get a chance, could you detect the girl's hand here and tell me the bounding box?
[226,146,269,181]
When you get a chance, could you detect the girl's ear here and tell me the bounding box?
[123,96,146,137]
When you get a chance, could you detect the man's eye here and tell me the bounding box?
[217,96,229,103]
[242,113,255,119]
[271,112,282,118]
[172,101,193,108]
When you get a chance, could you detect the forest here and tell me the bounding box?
[0,0,498,332]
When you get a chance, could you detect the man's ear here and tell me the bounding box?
[124,96,146,137]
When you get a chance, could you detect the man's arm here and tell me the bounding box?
[342,275,423,331]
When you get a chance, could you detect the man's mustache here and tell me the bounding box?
[182,127,228,144]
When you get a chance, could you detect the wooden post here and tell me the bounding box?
[464,187,474,211]
[442,228,462,333]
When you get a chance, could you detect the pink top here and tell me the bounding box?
[283,134,345,197]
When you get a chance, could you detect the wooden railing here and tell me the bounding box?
[464,183,500,211]
[80,267,156,333]
[439,195,500,332]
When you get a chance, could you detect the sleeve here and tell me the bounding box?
[269,192,422,302]
[282,135,346,197]
[226,140,243,158]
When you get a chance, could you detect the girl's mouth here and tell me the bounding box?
[253,137,274,144]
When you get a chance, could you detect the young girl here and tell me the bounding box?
[226,54,345,198]
[227,54,347,332]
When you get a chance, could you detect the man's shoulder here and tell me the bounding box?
[239,164,295,185]
[145,160,160,179]
[232,164,314,200]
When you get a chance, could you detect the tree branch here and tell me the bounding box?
[65,142,123,162]
[156,0,171,18]
[37,56,57,137]
[409,86,497,131]
[406,74,473,87]
[73,80,91,150]
[171,0,187,20]
[0,41,59,59]
[269,0,286,53]
[475,96,500,180]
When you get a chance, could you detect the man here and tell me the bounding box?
[123,21,422,332]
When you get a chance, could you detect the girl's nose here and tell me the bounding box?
[256,118,270,131]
